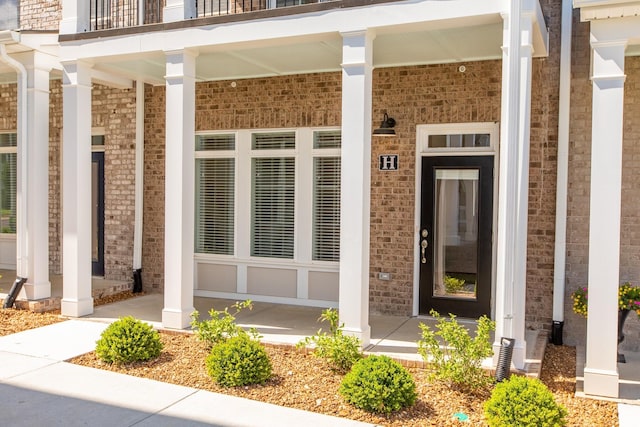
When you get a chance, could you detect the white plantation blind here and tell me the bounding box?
[251,157,295,259]
[252,132,296,150]
[313,130,341,149]
[196,134,235,151]
[0,134,16,234]
[312,156,340,261]
[195,134,235,255]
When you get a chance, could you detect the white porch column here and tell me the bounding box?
[59,0,89,34]
[338,30,373,346]
[583,37,627,398]
[61,60,93,317]
[162,49,196,329]
[494,0,530,370]
[21,52,51,300]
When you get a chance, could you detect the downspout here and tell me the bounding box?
[551,0,573,345]
[133,80,144,292]
[0,31,29,307]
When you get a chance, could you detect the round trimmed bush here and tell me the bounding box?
[96,316,163,364]
[339,355,417,413]
[206,334,272,387]
[484,375,567,427]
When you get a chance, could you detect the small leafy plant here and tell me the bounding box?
[339,355,417,414]
[417,310,495,390]
[484,375,567,426]
[297,308,362,373]
[444,275,466,294]
[205,334,272,387]
[96,316,163,364]
[190,300,257,346]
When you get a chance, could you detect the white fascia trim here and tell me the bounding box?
[91,68,134,89]
[60,0,506,61]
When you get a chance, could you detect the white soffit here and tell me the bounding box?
[89,22,504,84]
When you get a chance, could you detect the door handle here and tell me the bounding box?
[420,229,428,264]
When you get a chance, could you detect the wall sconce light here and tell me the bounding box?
[373,113,396,136]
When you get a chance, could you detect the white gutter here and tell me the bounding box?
[0,31,28,278]
[552,0,573,327]
[133,80,144,271]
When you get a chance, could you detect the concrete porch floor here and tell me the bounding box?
[86,293,546,375]
[576,345,640,404]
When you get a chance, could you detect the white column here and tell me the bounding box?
[512,12,534,370]
[338,30,373,346]
[61,60,93,317]
[583,38,626,398]
[494,0,530,370]
[162,49,196,329]
[59,0,89,34]
[22,52,51,300]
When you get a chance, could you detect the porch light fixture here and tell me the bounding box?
[373,113,396,136]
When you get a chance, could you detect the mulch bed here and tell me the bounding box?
[0,301,620,426]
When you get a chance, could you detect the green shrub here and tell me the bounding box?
[205,334,272,387]
[339,355,417,413]
[191,300,257,347]
[96,316,163,364]
[484,375,567,427]
[444,275,466,294]
[417,310,495,390]
[297,308,362,373]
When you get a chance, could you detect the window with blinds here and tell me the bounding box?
[0,134,16,234]
[251,157,295,259]
[313,157,340,261]
[195,134,235,255]
[312,131,341,262]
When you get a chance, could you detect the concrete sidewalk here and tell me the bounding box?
[0,320,373,427]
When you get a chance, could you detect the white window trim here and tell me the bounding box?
[0,132,17,238]
[194,127,341,267]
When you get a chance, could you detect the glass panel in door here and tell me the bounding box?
[433,169,478,300]
[419,156,493,318]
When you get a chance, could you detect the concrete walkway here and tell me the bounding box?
[0,320,373,427]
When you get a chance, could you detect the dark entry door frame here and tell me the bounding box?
[92,151,105,276]
[418,155,494,318]
[413,122,499,319]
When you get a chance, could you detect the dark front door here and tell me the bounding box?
[92,152,105,276]
[419,156,493,318]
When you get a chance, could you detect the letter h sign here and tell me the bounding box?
[378,154,399,171]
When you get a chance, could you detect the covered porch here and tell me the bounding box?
[56,0,549,374]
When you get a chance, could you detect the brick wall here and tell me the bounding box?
[370,62,503,315]
[47,82,137,282]
[524,0,562,332]
[20,0,61,31]
[49,81,62,273]
[143,84,166,290]
[564,15,640,349]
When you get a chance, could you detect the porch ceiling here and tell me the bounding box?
[76,22,504,86]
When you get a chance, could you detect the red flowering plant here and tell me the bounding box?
[572,282,640,317]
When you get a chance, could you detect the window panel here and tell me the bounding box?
[251,157,295,259]
[195,158,235,255]
[252,132,296,150]
[196,134,235,151]
[313,156,340,261]
[0,133,16,234]
[313,130,341,149]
